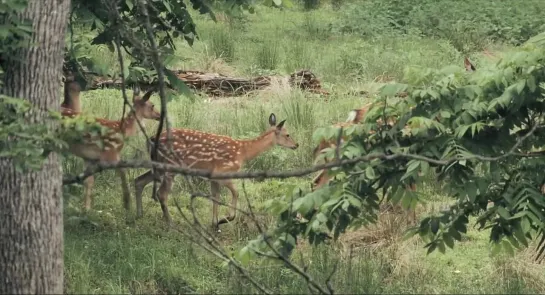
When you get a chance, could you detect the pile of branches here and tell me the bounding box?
[74,69,329,97]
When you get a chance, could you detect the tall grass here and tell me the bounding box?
[208,26,236,62]
[255,39,281,70]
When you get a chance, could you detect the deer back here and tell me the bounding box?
[157,128,244,172]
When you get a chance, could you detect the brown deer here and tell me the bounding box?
[311,104,371,190]
[134,113,299,231]
[61,81,82,116]
[63,87,161,211]
[311,103,409,189]
[310,57,478,221]
[464,57,476,72]
[308,105,417,224]
[60,72,83,117]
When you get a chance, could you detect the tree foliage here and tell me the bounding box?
[333,0,545,52]
[64,0,292,89]
[240,34,545,263]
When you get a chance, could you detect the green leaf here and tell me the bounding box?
[514,79,526,94]
[125,0,134,10]
[490,242,502,256]
[448,227,462,241]
[237,246,252,266]
[365,166,376,180]
[507,211,527,220]
[497,207,511,219]
[347,195,362,209]
[312,127,325,145]
[527,76,537,92]
[521,217,531,233]
[292,197,314,215]
[513,226,529,247]
[437,240,446,253]
[163,0,172,13]
[164,68,194,100]
[380,83,408,97]
[401,193,413,210]
[502,240,515,257]
[426,242,437,255]
[440,111,451,119]
[316,213,328,223]
[430,218,440,235]
[428,89,440,99]
[466,182,477,203]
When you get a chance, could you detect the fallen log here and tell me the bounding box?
[66,69,329,97]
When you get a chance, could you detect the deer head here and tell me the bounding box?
[268,113,299,150]
[132,86,161,121]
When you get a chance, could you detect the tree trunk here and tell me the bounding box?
[0,0,70,293]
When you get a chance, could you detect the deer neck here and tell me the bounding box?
[238,130,276,162]
[62,88,81,113]
[119,111,142,137]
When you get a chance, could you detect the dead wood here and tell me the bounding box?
[65,69,329,97]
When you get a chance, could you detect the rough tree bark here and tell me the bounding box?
[0,0,70,293]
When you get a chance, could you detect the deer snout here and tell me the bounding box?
[291,143,299,150]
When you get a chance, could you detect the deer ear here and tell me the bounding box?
[346,110,358,123]
[276,119,286,130]
[269,113,277,126]
[142,87,155,101]
[132,85,140,102]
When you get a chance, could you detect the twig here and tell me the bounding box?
[334,127,343,161]
[325,260,338,295]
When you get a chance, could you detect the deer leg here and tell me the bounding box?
[405,183,417,225]
[211,181,221,231]
[217,180,238,225]
[116,168,131,211]
[134,170,155,218]
[83,161,95,211]
[157,174,174,225]
[311,169,329,192]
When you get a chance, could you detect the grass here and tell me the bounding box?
[62,2,545,294]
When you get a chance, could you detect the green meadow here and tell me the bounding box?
[63,1,545,293]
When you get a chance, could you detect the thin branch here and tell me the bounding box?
[325,260,338,295]
[137,0,174,202]
[334,127,343,161]
[242,182,331,294]
[113,36,151,142]
[63,132,543,186]
[170,194,273,295]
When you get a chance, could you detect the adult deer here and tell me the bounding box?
[63,87,161,211]
[134,113,299,231]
